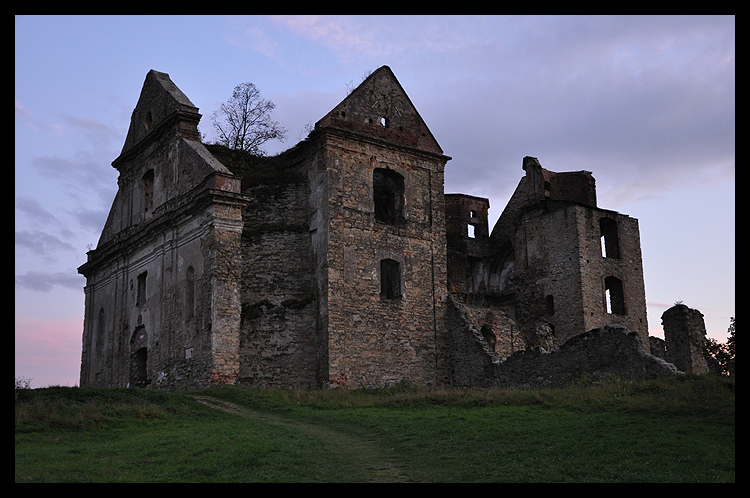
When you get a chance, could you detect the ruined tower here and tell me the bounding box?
[445,156,649,350]
[309,66,450,387]
[445,194,491,294]
[506,157,648,346]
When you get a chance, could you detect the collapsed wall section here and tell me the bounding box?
[495,324,679,387]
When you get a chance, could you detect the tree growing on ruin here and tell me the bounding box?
[210,82,287,155]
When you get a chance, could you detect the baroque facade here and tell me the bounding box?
[79,67,677,390]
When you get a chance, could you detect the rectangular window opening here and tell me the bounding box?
[600,218,620,259]
[604,276,625,315]
[380,258,401,300]
[373,168,405,225]
[137,271,147,306]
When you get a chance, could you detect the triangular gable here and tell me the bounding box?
[95,71,236,249]
[316,66,444,155]
[118,70,201,159]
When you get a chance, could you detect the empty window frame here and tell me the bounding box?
[380,258,402,300]
[604,276,625,315]
[373,168,405,225]
[600,217,620,259]
[136,271,147,306]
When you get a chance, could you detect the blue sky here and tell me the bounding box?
[15,15,735,387]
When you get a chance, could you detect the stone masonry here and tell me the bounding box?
[661,304,709,375]
[79,67,691,391]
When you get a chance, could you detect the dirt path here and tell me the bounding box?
[191,395,409,483]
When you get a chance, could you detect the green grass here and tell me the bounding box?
[15,375,734,483]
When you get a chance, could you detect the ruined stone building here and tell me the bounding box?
[79,66,683,390]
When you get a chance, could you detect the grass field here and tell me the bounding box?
[15,375,734,483]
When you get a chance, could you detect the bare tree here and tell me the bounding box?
[211,82,287,155]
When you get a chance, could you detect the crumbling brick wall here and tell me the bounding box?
[474,157,649,350]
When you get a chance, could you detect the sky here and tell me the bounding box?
[15,15,735,387]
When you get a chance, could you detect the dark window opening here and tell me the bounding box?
[600,218,620,259]
[137,271,147,306]
[604,276,626,315]
[380,258,401,300]
[142,169,154,214]
[374,168,404,225]
[545,295,555,315]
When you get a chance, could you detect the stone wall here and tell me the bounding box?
[661,304,709,375]
[512,203,588,346]
[577,208,649,344]
[494,324,679,387]
[206,143,325,389]
[237,158,322,388]
[443,300,677,388]
[479,157,649,353]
